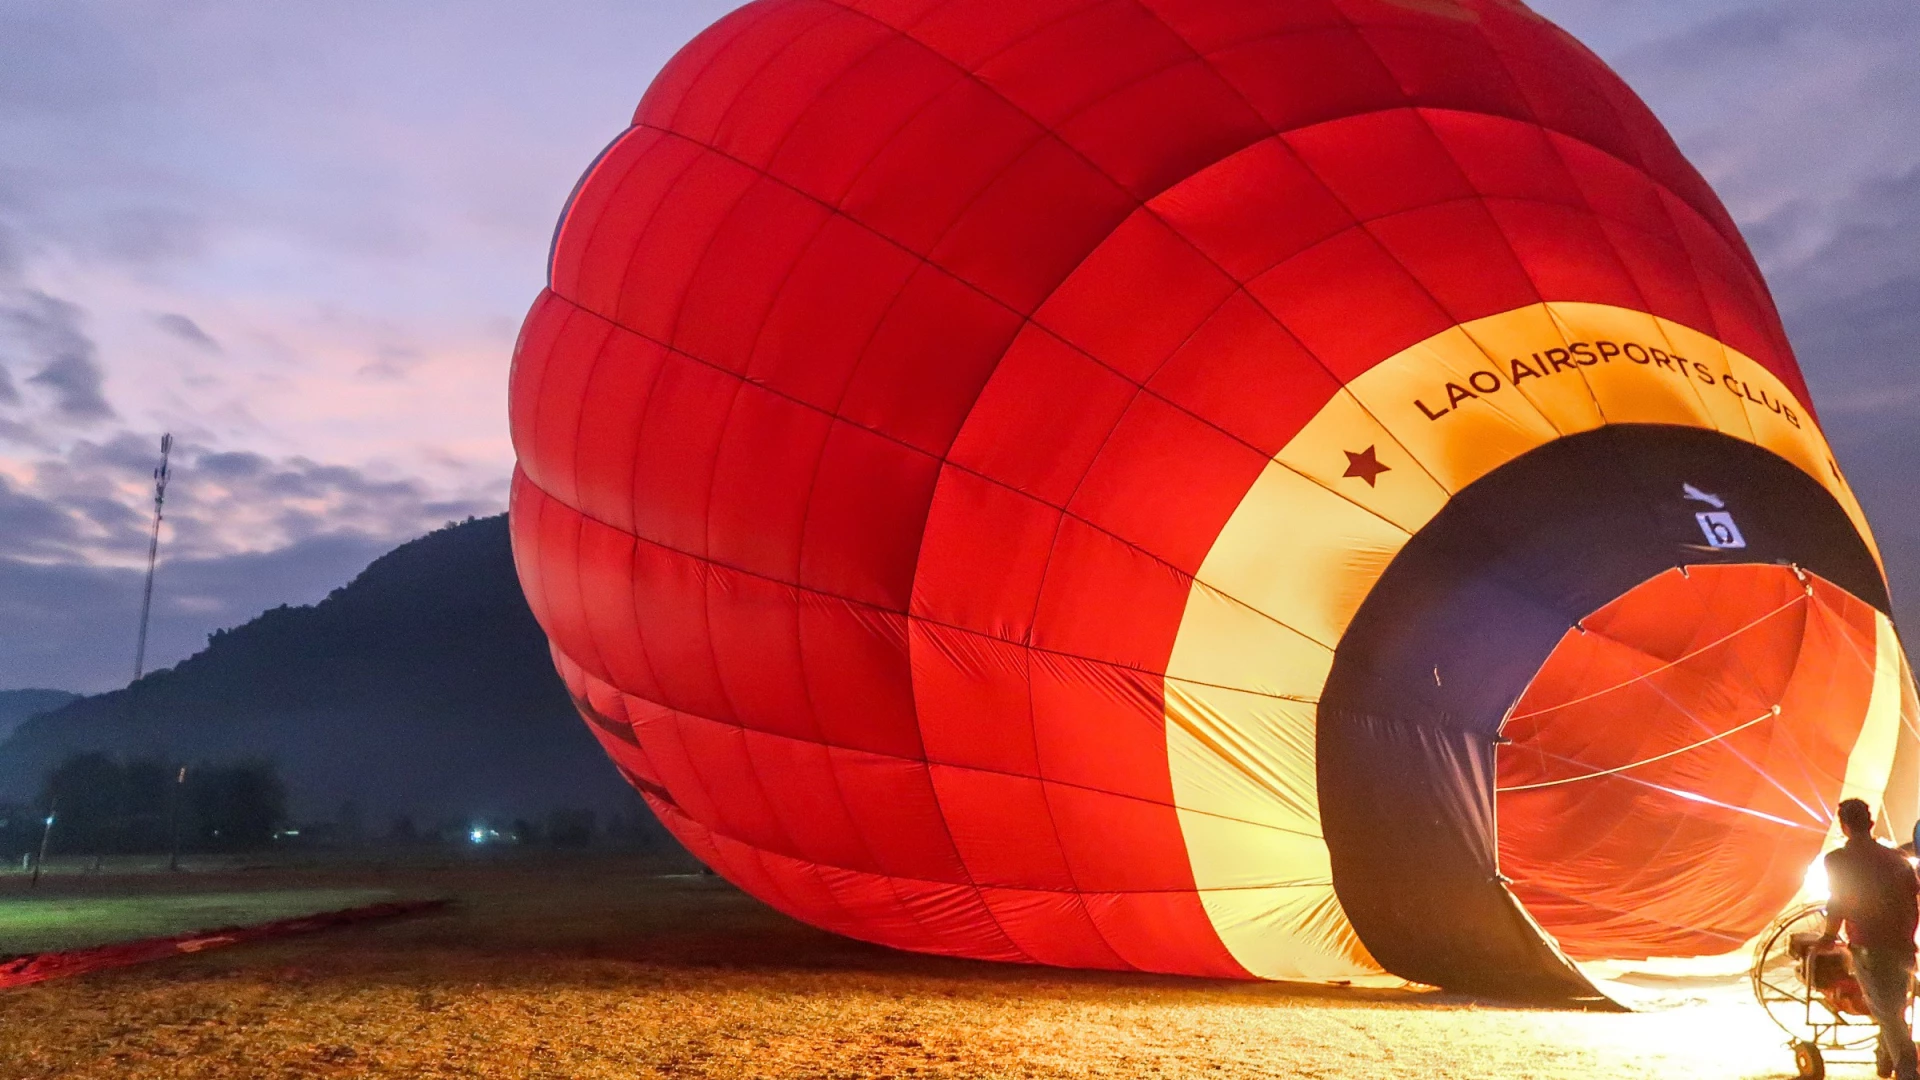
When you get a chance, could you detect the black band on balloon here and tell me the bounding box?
[1317,424,1887,1002]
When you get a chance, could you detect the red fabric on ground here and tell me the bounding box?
[0,900,447,991]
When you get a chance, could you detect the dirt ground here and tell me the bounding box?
[0,854,1846,1078]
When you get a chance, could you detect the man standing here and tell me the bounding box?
[1822,798,1920,1080]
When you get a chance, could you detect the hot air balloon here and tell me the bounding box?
[508,0,1918,1000]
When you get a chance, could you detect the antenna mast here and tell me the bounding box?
[133,433,173,685]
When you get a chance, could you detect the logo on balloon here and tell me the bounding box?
[1696,511,1747,550]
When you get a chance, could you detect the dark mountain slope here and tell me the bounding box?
[0,690,78,742]
[0,516,639,824]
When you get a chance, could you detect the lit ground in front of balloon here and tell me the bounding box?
[0,856,1813,1079]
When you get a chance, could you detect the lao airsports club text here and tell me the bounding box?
[1411,340,1802,429]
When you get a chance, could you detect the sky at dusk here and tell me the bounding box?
[2,0,1917,692]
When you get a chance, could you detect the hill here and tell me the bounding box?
[0,690,79,742]
[0,516,645,827]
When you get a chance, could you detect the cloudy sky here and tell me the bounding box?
[1,0,1916,693]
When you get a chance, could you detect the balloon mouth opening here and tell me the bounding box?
[1315,425,1891,997]
[1494,562,1882,962]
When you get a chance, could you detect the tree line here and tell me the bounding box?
[0,753,286,859]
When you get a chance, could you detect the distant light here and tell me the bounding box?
[43,815,53,827]
[469,827,486,844]
[1804,857,1828,902]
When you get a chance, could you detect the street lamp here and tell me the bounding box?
[30,803,55,888]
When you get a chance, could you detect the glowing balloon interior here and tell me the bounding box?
[508,0,1919,1000]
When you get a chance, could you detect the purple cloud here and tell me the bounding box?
[3,291,113,421]
[151,311,221,353]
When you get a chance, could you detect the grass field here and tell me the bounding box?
[0,887,396,954]
[0,854,1824,1078]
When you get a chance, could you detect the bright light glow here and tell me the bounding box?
[1803,857,1829,902]
[469,827,486,844]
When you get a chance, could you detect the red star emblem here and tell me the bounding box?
[1342,445,1390,487]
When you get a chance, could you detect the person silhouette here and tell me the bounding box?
[1821,799,1920,1080]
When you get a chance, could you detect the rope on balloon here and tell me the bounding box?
[1502,589,1810,724]
[1495,704,1783,792]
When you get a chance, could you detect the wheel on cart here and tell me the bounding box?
[1793,1039,1825,1080]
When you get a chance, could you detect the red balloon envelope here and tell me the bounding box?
[509,0,1919,999]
